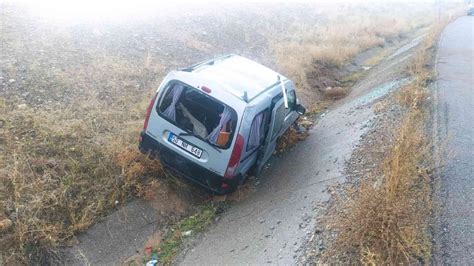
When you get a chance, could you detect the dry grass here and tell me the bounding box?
[276,127,301,153]
[276,118,312,153]
[320,7,465,264]
[323,105,432,264]
[323,86,350,100]
[0,9,168,263]
[270,3,437,107]
[0,106,165,263]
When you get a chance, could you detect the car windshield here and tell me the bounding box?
[157,81,237,149]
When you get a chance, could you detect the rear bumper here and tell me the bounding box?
[139,131,235,194]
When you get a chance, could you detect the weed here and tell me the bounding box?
[157,204,219,264]
[365,49,391,67]
[323,109,432,264]
[340,71,365,85]
[276,125,309,153]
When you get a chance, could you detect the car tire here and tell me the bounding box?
[214,174,243,195]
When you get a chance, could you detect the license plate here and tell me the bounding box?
[168,133,203,158]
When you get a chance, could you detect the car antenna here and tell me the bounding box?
[243,91,249,103]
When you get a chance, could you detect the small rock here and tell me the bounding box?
[8,79,15,83]
[17,104,27,109]
[296,125,306,133]
[299,120,313,128]
[0,218,13,232]
[182,230,192,237]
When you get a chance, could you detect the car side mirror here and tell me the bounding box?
[296,104,306,115]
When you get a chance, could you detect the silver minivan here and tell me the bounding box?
[139,54,305,194]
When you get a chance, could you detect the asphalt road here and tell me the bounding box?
[434,16,474,264]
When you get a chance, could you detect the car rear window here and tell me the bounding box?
[157,81,237,149]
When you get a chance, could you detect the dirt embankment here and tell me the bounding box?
[303,8,466,264]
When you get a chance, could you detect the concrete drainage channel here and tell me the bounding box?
[64,31,425,265]
[176,82,409,265]
[349,78,411,108]
[176,34,424,264]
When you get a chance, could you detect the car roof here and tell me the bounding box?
[182,55,286,102]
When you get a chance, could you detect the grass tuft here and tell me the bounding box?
[157,204,219,264]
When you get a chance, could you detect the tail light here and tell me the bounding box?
[224,134,244,179]
[143,93,157,130]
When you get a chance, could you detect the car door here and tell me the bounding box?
[280,84,299,135]
[255,97,287,174]
[238,107,269,176]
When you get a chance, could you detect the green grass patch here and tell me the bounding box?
[158,204,219,264]
[340,71,365,85]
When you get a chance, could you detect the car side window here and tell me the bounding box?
[247,110,269,151]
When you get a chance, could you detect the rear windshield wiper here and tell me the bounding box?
[179,131,222,153]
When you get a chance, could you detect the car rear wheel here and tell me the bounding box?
[217,174,245,195]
